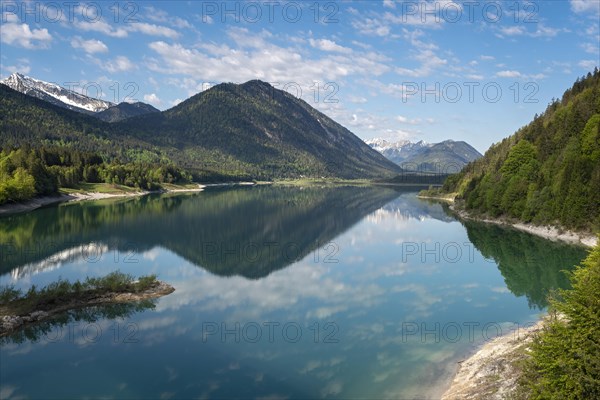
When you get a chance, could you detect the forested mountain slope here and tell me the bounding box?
[1,80,401,181]
[442,69,600,231]
[116,80,401,179]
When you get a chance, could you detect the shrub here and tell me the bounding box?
[520,239,600,399]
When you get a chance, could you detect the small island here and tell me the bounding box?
[0,271,175,336]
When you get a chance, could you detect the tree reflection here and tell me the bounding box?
[0,299,155,345]
[462,220,587,309]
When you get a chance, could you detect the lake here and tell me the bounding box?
[0,185,587,399]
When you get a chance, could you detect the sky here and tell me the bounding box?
[1,0,599,153]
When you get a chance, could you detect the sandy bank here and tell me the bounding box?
[417,195,455,203]
[0,185,209,216]
[442,319,544,400]
[453,207,597,248]
[0,194,75,216]
[415,193,596,248]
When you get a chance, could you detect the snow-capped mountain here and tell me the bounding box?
[0,72,114,114]
[366,138,482,172]
[365,138,430,164]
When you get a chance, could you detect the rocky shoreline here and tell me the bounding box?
[419,194,597,248]
[442,319,544,400]
[452,207,597,248]
[0,281,175,336]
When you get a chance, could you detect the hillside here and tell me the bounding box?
[440,69,600,231]
[96,102,160,122]
[0,79,401,183]
[117,80,401,179]
[405,140,482,172]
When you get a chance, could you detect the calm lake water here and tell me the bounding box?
[0,186,587,399]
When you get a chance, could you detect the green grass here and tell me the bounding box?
[159,182,201,191]
[418,187,457,201]
[0,271,160,316]
[60,182,141,195]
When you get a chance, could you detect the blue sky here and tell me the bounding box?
[1,0,599,153]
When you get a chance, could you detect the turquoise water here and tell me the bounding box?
[0,186,587,399]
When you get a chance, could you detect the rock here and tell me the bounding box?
[30,311,49,320]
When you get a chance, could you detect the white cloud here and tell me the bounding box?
[309,38,352,54]
[498,26,525,36]
[497,24,563,38]
[144,6,193,29]
[351,17,391,37]
[2,58,31,74]
[396,48,447,77]
[143,93,162,106]
[127,22,179,39]
[394,30,447,78]
[570,0,600,14]
[74,19,128,38]
[352,1,459,37]
[496,70,522,78]
[530,25,564,37]
[581,42,600,54]
[101,56,135,73]
[579,60,599,70]
[480,55,495,61]
[1,22,52,49]
[147,28,390,86]
[466,74,484,80]
[348,95,368,104]
[396,116,421,125]
[71,36,108,54]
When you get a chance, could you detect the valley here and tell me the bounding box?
[1,1,598,398]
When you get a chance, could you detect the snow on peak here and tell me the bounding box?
[365,138,427,152]
[1,72,115,113]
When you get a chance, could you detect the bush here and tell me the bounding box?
[0,271,162,314]
[136,274,158,292]
[0,285,22,305]
[520,239,600,399]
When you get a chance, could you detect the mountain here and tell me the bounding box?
[96,101,160,122]
[0,79,401,181]
[405,140,483,172]
[366,138,482,172]
[117,80,402,179]
[440,69,600,231]
[366,138,429,164]
[0,72,114,114]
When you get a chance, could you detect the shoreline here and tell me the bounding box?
[419,194,597,248]
[417,194,455,203]
[0,182,262,217]
[442,318,544,400]
[452,206,597,248]
[0,281,175,337]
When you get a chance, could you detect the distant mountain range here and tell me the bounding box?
[1,73,159,122]
[366,138,482,172]
[1,74,401,180]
